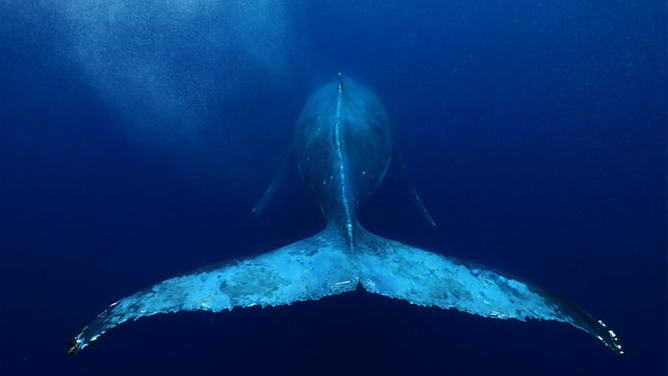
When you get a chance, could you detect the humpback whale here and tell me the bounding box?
[68,74,624,357]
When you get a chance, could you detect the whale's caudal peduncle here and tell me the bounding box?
[68,75,624,358]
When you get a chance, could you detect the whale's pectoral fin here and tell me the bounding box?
[392,150,437,228]
[68,230,358,355]
[357,233,625,357]
[252,151,295,216]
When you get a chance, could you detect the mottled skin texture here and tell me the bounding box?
[68,76,624,357]
[294,77,392,226]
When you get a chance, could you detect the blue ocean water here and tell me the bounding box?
[0,1,665,375]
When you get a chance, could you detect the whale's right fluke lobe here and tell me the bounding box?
[356,230,625,357]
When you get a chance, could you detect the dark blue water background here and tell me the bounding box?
[1,1,666,375]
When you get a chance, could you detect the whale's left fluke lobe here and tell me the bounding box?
[67,228,359,355]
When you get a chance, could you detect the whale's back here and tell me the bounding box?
[294,76,393,220]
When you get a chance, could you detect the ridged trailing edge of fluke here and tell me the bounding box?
[68,75,624,358]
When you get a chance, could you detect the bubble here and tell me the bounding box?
[54,0,295,142]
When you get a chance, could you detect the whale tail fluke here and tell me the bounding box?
[68,226,623,357]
